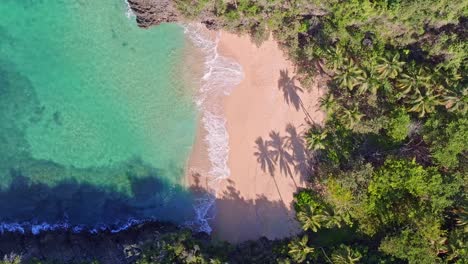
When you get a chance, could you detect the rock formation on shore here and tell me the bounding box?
[127,0,181,28]
[127,0,221,29]
[0,222,183,263]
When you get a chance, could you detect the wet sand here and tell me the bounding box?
[187,31,325,243]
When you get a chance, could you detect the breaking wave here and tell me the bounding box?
[124,0,135,19]
[183,24,244,233]
[0,218,146,235]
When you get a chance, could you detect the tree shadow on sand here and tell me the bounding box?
[278,69,304,111]
[278,69,314,122]
[254,124,314,187]
[254,137,276,177]
[213,179,300,243]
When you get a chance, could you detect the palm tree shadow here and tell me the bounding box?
[253,125,314,187]
[254,137,276,176]
[278,69,315,123]
[285,124,311,184]
[268,131,293,180]
[278,69,303,111]
[214,180,300,242]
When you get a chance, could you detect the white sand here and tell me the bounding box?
[187,31,325,243]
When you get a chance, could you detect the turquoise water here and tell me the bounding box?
[0,0,198,228]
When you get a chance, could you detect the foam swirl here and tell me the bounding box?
[183,24,244,233]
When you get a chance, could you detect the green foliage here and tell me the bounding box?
[0,255,21,264]
[379,229,440,264]
[170,0,467,263]
[366,159,458,230]
[137,230,227,264]
[330,244,363,264]
[288,235,315,263]
[424,115,468,168]
[294,189,320,210]
[384,108,411,142]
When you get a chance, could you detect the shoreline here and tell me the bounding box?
[183,25,244,234]
[186,30,325,243]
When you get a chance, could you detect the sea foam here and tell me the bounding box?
[0,219,149,235]
[183,24,244,233]
[124,0,135,19]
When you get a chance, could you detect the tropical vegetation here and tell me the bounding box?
[167,0,467,263]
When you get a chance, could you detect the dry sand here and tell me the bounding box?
[187,31,325,243]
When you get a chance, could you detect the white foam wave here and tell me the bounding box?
[183,24,244,233]
[124,0,136,19]
[0,218,152,235]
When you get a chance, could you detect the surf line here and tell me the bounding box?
[183,24,244,233]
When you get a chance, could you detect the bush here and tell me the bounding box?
[385,108,411,142]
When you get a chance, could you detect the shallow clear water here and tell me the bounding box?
[0,0,197,227]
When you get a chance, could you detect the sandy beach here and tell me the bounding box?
[187,31,325,243]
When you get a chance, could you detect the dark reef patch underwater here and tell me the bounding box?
[0,1,199,232]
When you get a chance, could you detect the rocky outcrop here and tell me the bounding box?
[127,0,223,29]
[127,0,181,28]
[0,222,180,264]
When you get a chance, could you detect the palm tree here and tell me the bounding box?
[333,62,364,91]
[324,214,344,229]
[297,205,326,232]
[331,245,363,264]
[354,70,380,95]
[327,45,347,72]
[407,89,443,118]
[443,87,467,114]
[376,53,405,79]
[338,106,365,129]
[288,235,315,263]
[305,130,328,151]
[298,205,343,232]
[319,93,339,115]
[453,204,468,233]
[396,66,431,98]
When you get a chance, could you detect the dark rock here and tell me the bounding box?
[127,0,181,28]
[0,221,179,264]
[127,0,224,30]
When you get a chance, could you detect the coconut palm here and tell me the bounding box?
[306,130,328,151]
[443,87,467,114]
[453,204,468,233]
[376,53,405,79]
[396,66,431,98]
[333,61,364,91]
[324,214,344,229]
[297,205,326,232]
[430,236,449,256]
[354,70,380,95]
[435,69,462,88]
[327,45,347,72]
[338,106,365,130]
[407,89,443,118]
[331,245,363,264]
[319,93,339,116]
[298,205,343,232]
[288,235,315,263]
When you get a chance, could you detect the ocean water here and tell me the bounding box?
[0,0,199,231]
